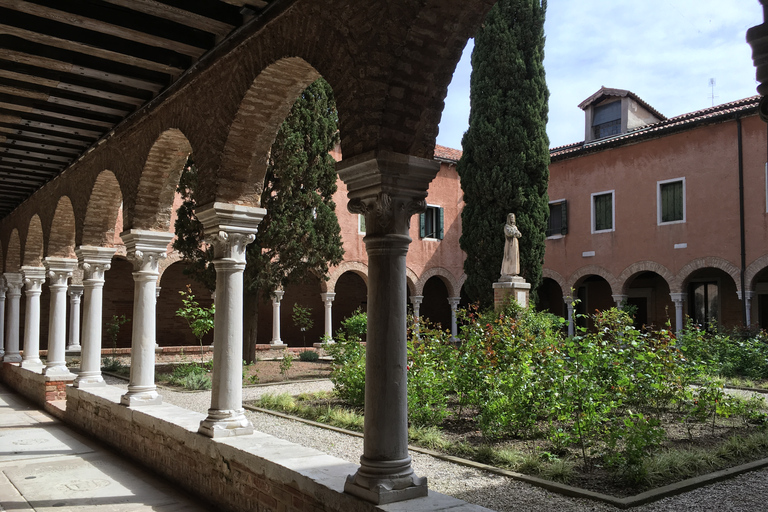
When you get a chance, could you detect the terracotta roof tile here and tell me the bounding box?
[434,144,463,162]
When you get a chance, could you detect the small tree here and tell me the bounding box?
[105,314,130,355]
[292,303,314,347]
[176,284,215,363]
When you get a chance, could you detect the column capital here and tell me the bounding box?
[611,294,628,304]
[320,292,336,303]
[3,272,22,296]
[43,258,77,286]
[21,266,46,293]
[120,230,174,273]
[272,290,285,303]
[195,202,265,261]
[338,151,440,237]
[76,246,116,281]
[409,295,424,305]
[448,296,461,308]
[737,290,755,300]
[68,284,84,299]
[670,292,686,303]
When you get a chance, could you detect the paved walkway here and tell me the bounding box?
[0,383,209,511]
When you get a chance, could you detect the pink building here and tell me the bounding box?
[540,88,768,334]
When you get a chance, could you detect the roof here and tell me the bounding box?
[578,86,667,121]
[434,144,462,162]
[0,0,283,220]
[550,95,761,160]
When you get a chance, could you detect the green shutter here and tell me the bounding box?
[594,194,612,231]
[561,200,568,235]
[438,207,444,239]
[661,181,683,222]
[419,212,425,238]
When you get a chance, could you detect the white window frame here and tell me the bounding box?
[591,190,615,234]
[657,177,686,225]
[421,203,442,241]
[358,214,366,235]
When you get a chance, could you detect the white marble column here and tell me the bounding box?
[196,202,265,438]
[20,266,46,368]
[270,290,286,346]
[3,273,22,362]
[120,230,173,406]
[74,246,114,388]
[740,291,754,328]
[67,285,84,351]
[43,258,77,376]
[448,296,461,341]
[0,277,5,359]
[564,296,575,337]
[670,292,685,336]
[321,292,336,343]
[338,151,438,504]
[612,294,628,309]
[409,295,423,339]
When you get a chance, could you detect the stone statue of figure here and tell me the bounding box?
[501,213,522,279]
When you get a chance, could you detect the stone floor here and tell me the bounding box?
[0,383,210,511]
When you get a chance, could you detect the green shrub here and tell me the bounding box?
[180,373,212,390]
[279,352,294,379]
[299,350,319,362]
[102,357,124,373]
[326,332,366,406]
[341,309,367,340]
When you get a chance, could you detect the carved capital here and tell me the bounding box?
[348,193,428,236]
[130,249,166,273]
[76,246,116,282]
[120,230,174,275]
[205,230,255,263]
[21,266,46,293]
[43,258,77,288]
[3,273,23,296]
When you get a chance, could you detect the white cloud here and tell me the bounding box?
[436,1,763,151]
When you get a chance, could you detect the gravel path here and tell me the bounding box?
[103,376,768,511]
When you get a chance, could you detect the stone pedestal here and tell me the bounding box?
[338,151,436,505]
[196,202,264,438]
[493,276,531,310]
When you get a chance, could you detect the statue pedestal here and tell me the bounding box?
[493,276,531,310]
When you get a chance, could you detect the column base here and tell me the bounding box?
[3,354,22,363]
[20,359,43,369]
[66,345,82,352]
[269,342,287,348]
[43,365,74,377]
[344,456,428,505]
[74,373,106,388]
[198,409,254,438]
[121,388,161,406]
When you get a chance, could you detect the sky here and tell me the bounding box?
[436,1,764,151]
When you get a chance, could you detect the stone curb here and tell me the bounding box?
[243,404,768,509]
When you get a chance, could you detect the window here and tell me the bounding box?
[591,191,614,233]
[658,178,685,224]
[546,199,567,237]
[358,214,366,234]
[592,101,621,139]
[689,280,719,328]
[420,205,444,240]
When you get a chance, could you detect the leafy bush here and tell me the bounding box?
[299,350,320,362]
[180,373,212,390]
[102,357,124,373]
[407,321,453,426]
[326,331,366,406]
[279,351,294,379]
[341,309,367,340]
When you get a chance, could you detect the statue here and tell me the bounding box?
[500,213,522,280]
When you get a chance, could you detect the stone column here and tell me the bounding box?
[741,291,755,328]
[448,296,461,341]
[612,294,628,309]
[67,285,84,351]
[3,273,22,362]
[321,292,336,343]
[196,202,265,438]
[564,296,574,337]
[0,277,5,359]
[338,151,438,504]
[43,258,77,376]
[74,246,115,388]
[670,292,685,336]
[120,230,173,406]
[409,295,423,339]
[20,266,46,368]
[270,290,286,346]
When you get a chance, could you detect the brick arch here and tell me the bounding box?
[47,196,77,258]
[618,261,676,295]
[543,268,567,296]
[127,129,192,231]
[676,257,741,295]
[81,170,123,247]
[406,267,418,296]
[326,261,369,294]
[415,267,460,297]
[746,254,768,291]
[158,250,184,283]
[566,265,620,296]
[5,229,20,271]
[22,215,44,267]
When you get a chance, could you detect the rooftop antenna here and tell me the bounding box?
[709,78,718,106]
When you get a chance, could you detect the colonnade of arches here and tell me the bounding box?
[541,257,768,334]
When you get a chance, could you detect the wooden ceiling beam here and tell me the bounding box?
[0,97,120,128]
[0,144,77,161]
[0,121,97,144]
[99,0,237,37]
[0,128,88,150]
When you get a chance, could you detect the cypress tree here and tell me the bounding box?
[458,0,550,307]
[174,78,344,361]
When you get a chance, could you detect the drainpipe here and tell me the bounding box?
[737,116,747,327]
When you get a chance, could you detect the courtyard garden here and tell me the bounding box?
[250,303,768,496]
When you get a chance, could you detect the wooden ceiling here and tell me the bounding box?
[0,0,277,219]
